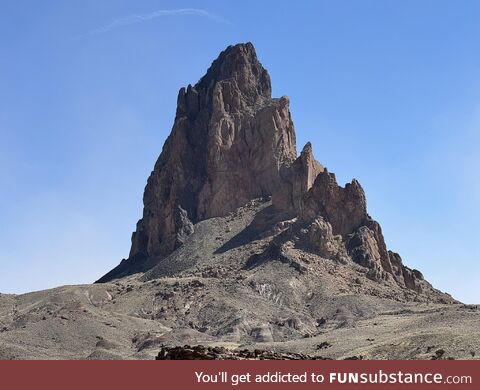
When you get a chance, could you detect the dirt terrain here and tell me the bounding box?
[1,200,478,360]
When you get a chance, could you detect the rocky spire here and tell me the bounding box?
[98,42,430,296]
[98,43,297,282]
[272,142,324,213]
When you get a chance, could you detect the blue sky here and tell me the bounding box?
[1,0,479,303]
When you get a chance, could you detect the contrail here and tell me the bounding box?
[88,8,230,35]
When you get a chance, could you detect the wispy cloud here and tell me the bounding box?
[88,8,230,35]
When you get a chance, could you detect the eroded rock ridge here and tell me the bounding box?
[98,43,435,298]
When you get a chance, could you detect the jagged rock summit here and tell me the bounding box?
[97,42,451,304]
[98,42,297,282]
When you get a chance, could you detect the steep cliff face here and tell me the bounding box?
[98,43,296,282]
[98,42,432,297]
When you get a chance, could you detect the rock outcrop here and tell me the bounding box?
[272,142,324,213]
[268,142,425,292]
[97,42,436,297]
[156,345,330,360]
[98,43,296,282]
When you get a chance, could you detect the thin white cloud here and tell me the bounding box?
[88,8,230,35]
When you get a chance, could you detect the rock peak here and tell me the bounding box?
[195,42,271,102]
[97,43,446,303]
[97,43,295,282]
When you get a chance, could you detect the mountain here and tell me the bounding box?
[1,43,478,360]
[97,42,449,304]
